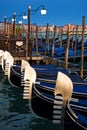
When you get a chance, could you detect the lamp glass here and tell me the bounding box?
[23,15,27,19]
[41,9,47,15]
[12,18,16,22]
[19,20,22,24]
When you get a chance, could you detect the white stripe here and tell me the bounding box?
[55,95,63,100]
[71,98,79,102]
[53,115,61,119]
[53,105,62,109]
[23,93,29,96]
[53,110,62,114]
[23,96,29,99]
[53,120,61,124]
[24,90,29,92]
[54,100,63,105]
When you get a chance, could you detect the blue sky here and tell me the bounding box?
[0,0,87,26]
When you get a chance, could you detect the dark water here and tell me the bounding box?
[0,71,62,130]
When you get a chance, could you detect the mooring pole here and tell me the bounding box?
[73,25,78,63]
[52,25,56,58]
[65,24,70,69]
[80,16,85,78]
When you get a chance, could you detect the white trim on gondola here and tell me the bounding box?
[53,95,63,124]
[67,103,87,130]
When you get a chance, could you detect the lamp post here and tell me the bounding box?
[3,12,27,51]
[26,4,47,60]
[4,16,7,35]
[12,12,27,37]
[12,12,16,36]
[28,5,47,35]
[27,5,31,58]
[28,5,31,40]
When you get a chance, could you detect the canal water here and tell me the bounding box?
[0,71,62,130]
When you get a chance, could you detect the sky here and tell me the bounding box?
[0,0,87,26]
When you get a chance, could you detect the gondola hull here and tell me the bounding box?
[30,84,87,130]
[7,63,87,129]
[8,64,87,88]
[8,65,21,87]
[30,85,54,120]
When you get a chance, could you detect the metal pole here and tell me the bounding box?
[13,12,16,36]
[4,16,6,35]
[28,6,30,40]
[25,6,30,61]
[28,5,32,59]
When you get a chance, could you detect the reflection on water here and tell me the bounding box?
[0,72,61,130]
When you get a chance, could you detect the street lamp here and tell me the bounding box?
[30,5,47,15]
[26,4,47,60]
[11,12,27,24]
[12,12,27,36]
[16,12,27,24]
[27,5,47,37]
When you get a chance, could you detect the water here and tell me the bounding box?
[0,71,61,130]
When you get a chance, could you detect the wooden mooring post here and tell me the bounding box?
[59,28,63,47]
[25,31,29,61]
[36,26,38,55]
[45,23,49,56]
[52,25,56,58]
[64,24,70,69]
[80,16,85,78]
[73,25,78,62]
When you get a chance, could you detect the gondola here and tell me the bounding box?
[29,70,87,130]
[2,52,87,129]
[8,59,86,88]
[8,60,58,88]
[0,50,4,72]
[30,84,87,130]
[7,60,87,129]
[0,50,14,75]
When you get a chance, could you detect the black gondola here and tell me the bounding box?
[8,60,86,88]
[29,71,87,130]
[8,63,87,129]
[1,52,87,129]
